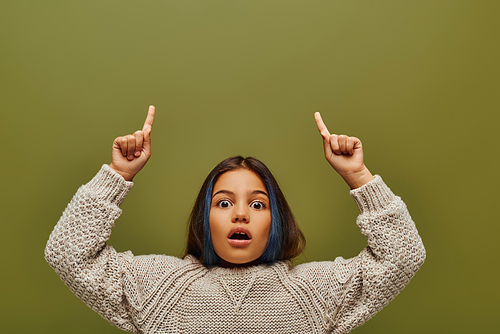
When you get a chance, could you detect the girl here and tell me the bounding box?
[45,106,425,333]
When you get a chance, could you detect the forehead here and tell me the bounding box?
[213,169,267,193]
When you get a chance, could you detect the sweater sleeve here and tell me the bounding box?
[44,165,140,333]
[293,175,426,333]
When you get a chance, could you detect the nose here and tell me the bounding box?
[232,204,249,223]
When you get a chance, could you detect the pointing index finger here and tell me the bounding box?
[314,112,330,138]
[142,105,155,131]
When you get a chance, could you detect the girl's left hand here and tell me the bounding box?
[314,112,374,189]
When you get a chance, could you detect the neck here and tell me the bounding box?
[219,258,261,268]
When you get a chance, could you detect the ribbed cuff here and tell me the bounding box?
[85,164,134,206]
[349,175,396,214]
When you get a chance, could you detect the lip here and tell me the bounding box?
[227,239,252,247]
[227,226,252,247]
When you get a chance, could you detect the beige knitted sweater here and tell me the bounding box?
[45,165,425,333]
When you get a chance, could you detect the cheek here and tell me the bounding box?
[209,211,227,242]
[256,213,272,242]
[208,213,219,236]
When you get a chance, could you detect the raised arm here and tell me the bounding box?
[44,106,157,333]
[298,112,426,332]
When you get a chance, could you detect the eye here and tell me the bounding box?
[250,201,266,210]
[216,200,232,208]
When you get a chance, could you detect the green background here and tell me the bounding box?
[1,1,498,333]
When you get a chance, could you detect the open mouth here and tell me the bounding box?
[227,227,252,247]
[229,232,250,240]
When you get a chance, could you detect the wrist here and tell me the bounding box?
[86,165,134,205]
[109,163,135,181]
[341,167,374,189]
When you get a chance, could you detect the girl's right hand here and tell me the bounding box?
[109,105,155,181]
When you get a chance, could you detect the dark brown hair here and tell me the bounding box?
[185,156,305,266]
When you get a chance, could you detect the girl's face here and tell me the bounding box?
[209,169,272,267]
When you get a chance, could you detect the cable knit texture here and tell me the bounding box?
[45,165,425,333]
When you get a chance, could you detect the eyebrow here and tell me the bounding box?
[212,190,269,198]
